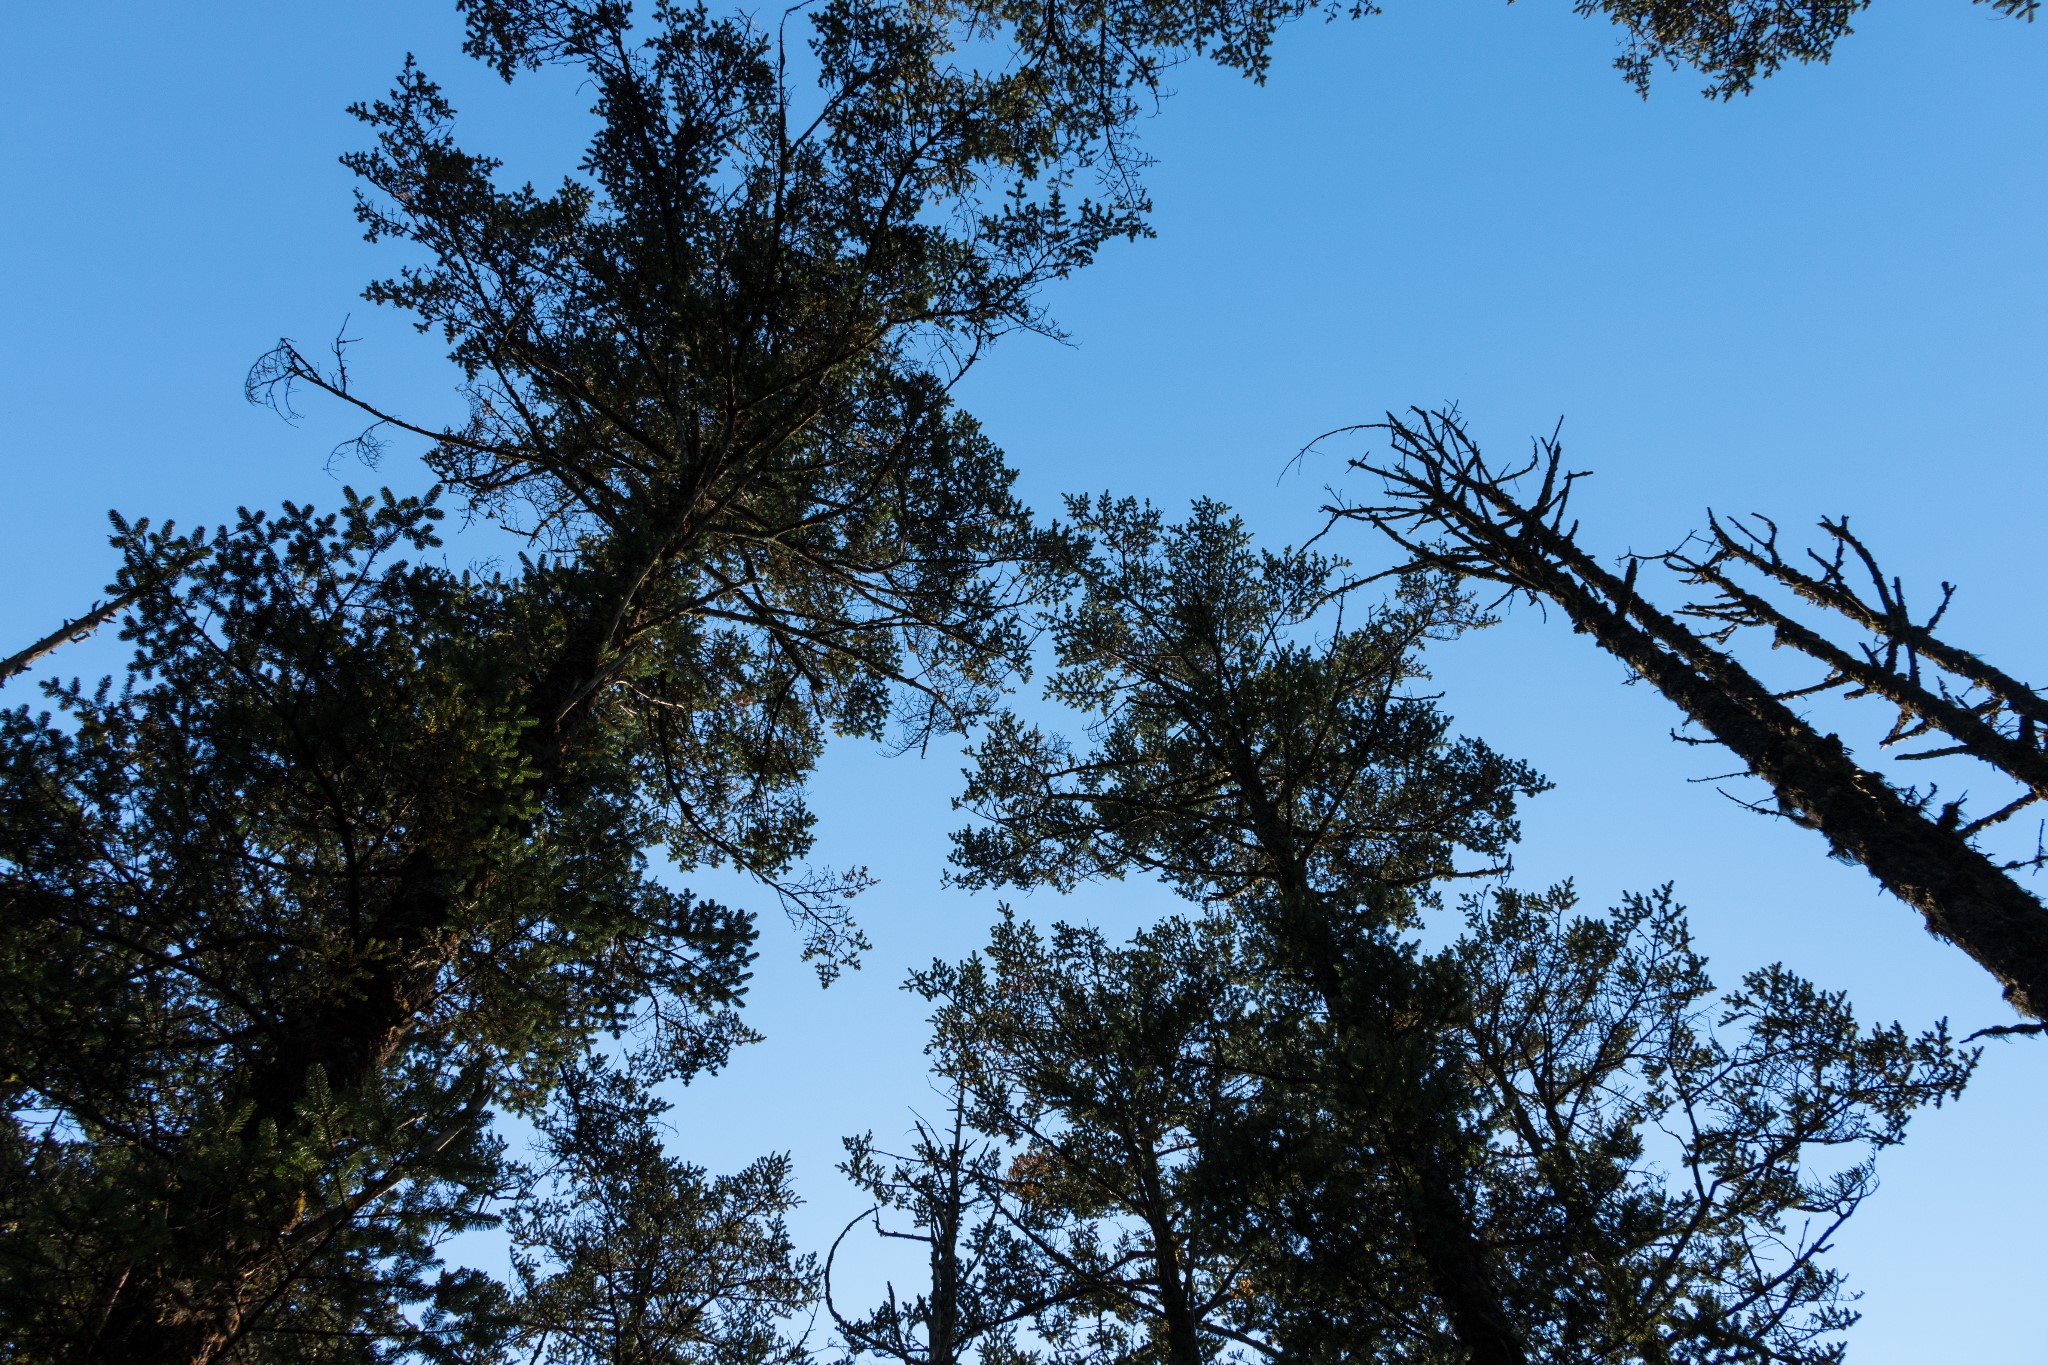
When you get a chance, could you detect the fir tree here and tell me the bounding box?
[922,501,1970,1363]
[1,0,1154,1355]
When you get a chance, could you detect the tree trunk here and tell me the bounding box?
[81,610,621,1363]
[1273,889,1529,1365]
[1353,416,2048,1020]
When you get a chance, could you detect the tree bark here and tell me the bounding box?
[1352,415,2048,1020]
[82,596,623,1363]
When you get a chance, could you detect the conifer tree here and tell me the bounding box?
[832,910,1298,1365]
[1332,409,2048,1023]
[0,0,1158,1356]
[830,1093,1040,1365]
[950,498,1543,1364]
[504,1059,816,1365]
[4,1,2022,1358]
[926,501,1971,1363]
[1449,882,1970,1363]
[853,887,1970,1363]
[912,912,1274,1364]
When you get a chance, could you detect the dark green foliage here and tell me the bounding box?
[5,0,1170,1353]
[832,911,1287,1365]
[1567,0,2035,98]
[914,913,1271,1364]
[506,1060,816,1365]
[947,499,1549,1365]
[279,0,1119,797]
[831,1096,1047,1365]
[952,496,1542,915]
[909,502,1973,1364]
[854,887,1971,1364]
[1455,883,1971,1362]
[0,495,759,1362]
[3,1,2012,1359]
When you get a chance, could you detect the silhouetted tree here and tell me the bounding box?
[505,1059,816,1365]
[1332,408,2048,1024]
[917,912,1276,1364]
[949,499,1547,1365]
[0,0,1158,1355]
[6,0,2022,1357]
[1451,881,1969,1363]
[1567,0,2035,98]
[931,502,1971,1363]
[828,1089,1049,1365]
[850,887,1968,1364]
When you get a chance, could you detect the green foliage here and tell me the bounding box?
[3,2,2016,1360]
[0,494,760,1361]
[1452,883,1972,1362]
[507,1060,816,1365]
[893,503,1974,1364]
[1569,0,2036,99]
[953,496,1543,920]
[844,888,1971,1362]
[832,1098,1047,1365]
[5,0,1175,1353]
[913,912,1272,1364]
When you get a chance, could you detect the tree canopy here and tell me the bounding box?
[870,501,1970,1364]
[0,1,2032,1362]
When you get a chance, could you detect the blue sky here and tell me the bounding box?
[3,2,2043,1357]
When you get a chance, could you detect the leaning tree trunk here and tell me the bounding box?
[1343,409,2048,1022]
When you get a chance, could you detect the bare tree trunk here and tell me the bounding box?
[1340,409,2048,1021]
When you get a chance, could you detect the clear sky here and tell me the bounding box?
[3,3,2043,1358]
